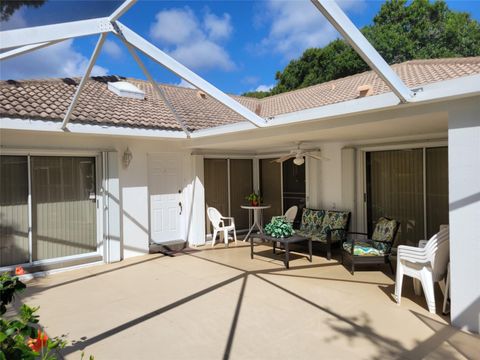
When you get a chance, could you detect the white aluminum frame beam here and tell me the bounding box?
[109,0,137,22]
[120,38,191,137]
[0,17,112,49]
[0,40,65,61]
[61,33,107,130]
[311,0,414,102]
[114,22,268,128]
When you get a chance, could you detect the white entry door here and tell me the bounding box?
[148,154,183,244]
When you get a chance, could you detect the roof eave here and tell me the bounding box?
[0,118,187,139]
[190,74,480,139]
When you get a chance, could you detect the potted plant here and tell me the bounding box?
[264,217,295,238]
[245,192,261,206]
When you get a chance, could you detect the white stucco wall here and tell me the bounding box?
[0,130,198,260]
[307,142,346,210]
[448,98,480,333]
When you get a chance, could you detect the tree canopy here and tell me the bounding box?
[245,0,480,98]
[0,0,45,21]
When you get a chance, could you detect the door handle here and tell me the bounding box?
[179,201,183,215]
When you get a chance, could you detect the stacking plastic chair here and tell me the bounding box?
[207,207,237,247]
[395,225,449,313]
[284,205,298,223]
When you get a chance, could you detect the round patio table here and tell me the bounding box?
[241,205,271,241]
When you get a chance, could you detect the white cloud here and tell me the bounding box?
[171,41,234,71]
[0,9,27,30]
[204,12,232,41]
[175,79,195,89]
[0,11,108,80]
[258,0,366,59]
[102,39,123,59]
[1,39,108,80]
[255,84,274,92]
[150,8,202,45]
[149,7,235,71]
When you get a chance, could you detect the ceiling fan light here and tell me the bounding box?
[293,156,305,166]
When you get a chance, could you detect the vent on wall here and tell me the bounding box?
[107,81,145,100]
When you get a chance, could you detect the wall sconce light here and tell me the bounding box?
[123,147,132,168]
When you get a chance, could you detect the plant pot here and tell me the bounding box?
[251,200,258,206]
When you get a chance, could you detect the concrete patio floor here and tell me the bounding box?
[17,243,479,359]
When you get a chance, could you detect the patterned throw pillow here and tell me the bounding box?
[371,217,399,243]
[299,208,325,232]
[319,211,349,241]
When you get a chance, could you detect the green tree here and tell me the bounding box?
[244,0,480,98]
[0,0,46,21]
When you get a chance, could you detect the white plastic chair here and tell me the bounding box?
[284,206,298,223]
[395,225,449,313]
[207,207,237,247]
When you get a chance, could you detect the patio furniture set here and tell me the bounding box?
[207,204,450,315]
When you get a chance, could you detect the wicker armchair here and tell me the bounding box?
[341,217,400,275]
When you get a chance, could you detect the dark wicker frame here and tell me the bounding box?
[341,218,400,275]
[322,212,351,261]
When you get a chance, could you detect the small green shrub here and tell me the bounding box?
[0,270,67,360]
[264,217,295,238]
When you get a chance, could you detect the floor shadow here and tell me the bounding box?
[379,279,450,319]
[405,310,480,359]
[61,272,246,356]
[23,254,167,296]
[223,274,248,360]
[253,273,408,359]
[268,272,391,286]
[252,248,309,264]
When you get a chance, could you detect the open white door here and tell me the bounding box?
[148,153,183,244]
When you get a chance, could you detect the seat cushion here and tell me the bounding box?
[318,210,350,241]
[299,208,325,233]
[372,217,399,242]
[342,240,386,256]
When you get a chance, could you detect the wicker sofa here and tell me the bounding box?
[296,208,351,260]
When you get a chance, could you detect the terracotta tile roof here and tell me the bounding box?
[1,57,479,131]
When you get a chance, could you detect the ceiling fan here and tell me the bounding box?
[271,143,329,166]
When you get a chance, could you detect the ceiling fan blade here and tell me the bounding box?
[305,153,330,161]
[271,154,295,163]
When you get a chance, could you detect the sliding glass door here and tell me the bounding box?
[0,156,29,267]
[260,159,282,224]
[0,155,98,268]
[426,147,449,238]
[230,159,253,230]
[204,158,253,232]
[366,147,448,246]
[31,156,97,261]
[282,158,306,227]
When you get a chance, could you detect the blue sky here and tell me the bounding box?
[1,0,479,94]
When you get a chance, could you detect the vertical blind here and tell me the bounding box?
[0,155,97,267]
[31,157,97,260]
[0,156,29,267]
[229,159,253,229]
[367,150,424,246]
[426,147,449,238]
[367,147,448,246]
[204,159,228,233]
[204,159,254,232]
